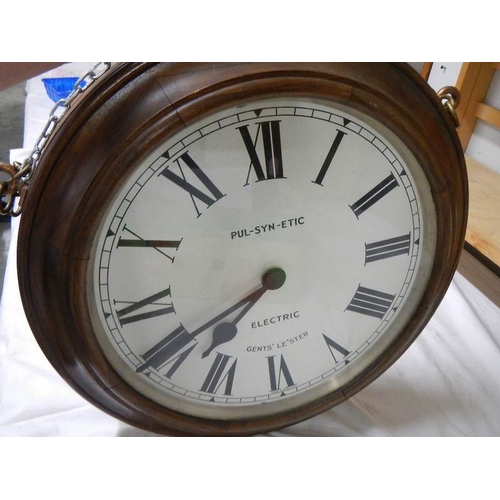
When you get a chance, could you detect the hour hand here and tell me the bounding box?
[201,267,286,358]
[201,322,238,358]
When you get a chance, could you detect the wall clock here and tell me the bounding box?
[16,63,467,435]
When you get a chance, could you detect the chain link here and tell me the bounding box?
[1,64,462,217]
[0,62,111,217]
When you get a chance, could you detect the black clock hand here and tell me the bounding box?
[201,286,267,358]
[135,288,266,373]
[187,285,264,338]
[137,288,262,372]
[136,268,286,372]
[201,267,286,358]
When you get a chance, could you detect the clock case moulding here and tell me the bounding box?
[17,62,468,436]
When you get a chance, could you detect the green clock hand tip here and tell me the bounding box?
[262,267,286,290]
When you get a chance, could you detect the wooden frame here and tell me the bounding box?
[17,63,468,435]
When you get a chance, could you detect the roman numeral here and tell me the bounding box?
[267,354,295,392]
[312,130,348,186]
[200,353,238,396]
[365,232,411,264]
[160,152,225,217]
[115,287,174,326]
[349,173,399,218]
[322,334,350,363]
[158,343,196,379]
[346,285,395,319]
[117,225,181,262]
[237,120,285,185]
[136,324,196,374]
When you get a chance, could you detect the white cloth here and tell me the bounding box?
[1,64,499,436]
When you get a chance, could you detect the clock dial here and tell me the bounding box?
[89,98,437,420]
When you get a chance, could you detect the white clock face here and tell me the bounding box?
[89,98,437,420]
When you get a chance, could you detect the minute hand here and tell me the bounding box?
[201,267,286,358]
[136,268,286,373]
[193,285,267,339]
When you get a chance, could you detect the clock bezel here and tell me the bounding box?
[18,63,468,435]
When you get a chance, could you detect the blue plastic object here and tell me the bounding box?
[42,77,84,102]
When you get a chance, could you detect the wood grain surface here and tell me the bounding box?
[465,155,500,268]
[16,63,468,435]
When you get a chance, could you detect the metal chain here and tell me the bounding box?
[0,62,111,217]
[1,64,461,217]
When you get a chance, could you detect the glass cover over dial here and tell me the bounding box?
[89,98,437,420]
